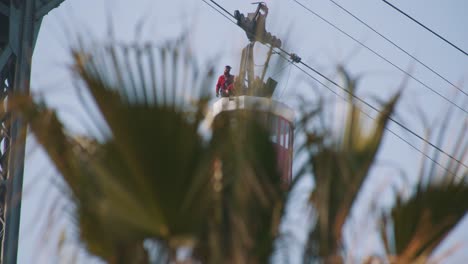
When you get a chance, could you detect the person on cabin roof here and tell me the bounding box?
[216,65,234,97]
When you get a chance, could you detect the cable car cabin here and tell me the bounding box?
[211,3,296,184]
[212,96,294,184]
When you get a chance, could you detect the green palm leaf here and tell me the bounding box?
[380,116,468,264]
[14,40,216,262]
[197,111,285,264]
[15,38,286,263]
[301,69,400,261]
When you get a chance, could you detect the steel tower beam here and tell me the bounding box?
[0,3,8,17]
[0,0,64,263]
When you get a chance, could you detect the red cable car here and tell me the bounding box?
[212,3,296,183]
[212,96,294,183]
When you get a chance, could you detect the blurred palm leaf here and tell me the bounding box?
[14,38,286,263]
[380,179,468,263]
[193,111,285,264]
[301,69,400,261]
[380,115,468,264]
[11,32,467,264]
[15,40,216,262]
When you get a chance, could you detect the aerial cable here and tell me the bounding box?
[325,0,468,97]
[274,54,465,179]
[292,0,468,115]
[271,61,294,98]
[278,63,293,98]
[201,0,237,25]
[284,50,468,171]
[297,62,464,179]
[271,60,294,78]
[206,0,237,20]
[200,0,468,172]
[381,0,468,56]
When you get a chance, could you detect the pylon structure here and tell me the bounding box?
[0,0,64,263]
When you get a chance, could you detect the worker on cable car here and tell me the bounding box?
[216,65,235,97]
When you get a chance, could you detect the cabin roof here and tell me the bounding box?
[212,96,295,123]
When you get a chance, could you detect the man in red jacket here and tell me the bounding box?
[216,65,234,97]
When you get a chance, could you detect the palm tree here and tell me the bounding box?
[298,69,400,263]
[297,69,468,263]
[15,39,285,264]
[379,115,468,263]
[13,37,468,263]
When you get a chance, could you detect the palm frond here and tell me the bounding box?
[11,39,216,262]
[380,109,468,264]
[194,110,286,264]
[14,36,288,264]
[380,179,468,263]
[300,69,400,261]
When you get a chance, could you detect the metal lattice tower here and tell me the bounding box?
[0,0,64,263]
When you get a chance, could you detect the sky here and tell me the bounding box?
[17,0,468,263]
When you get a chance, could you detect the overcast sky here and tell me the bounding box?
[18,0,468,263]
